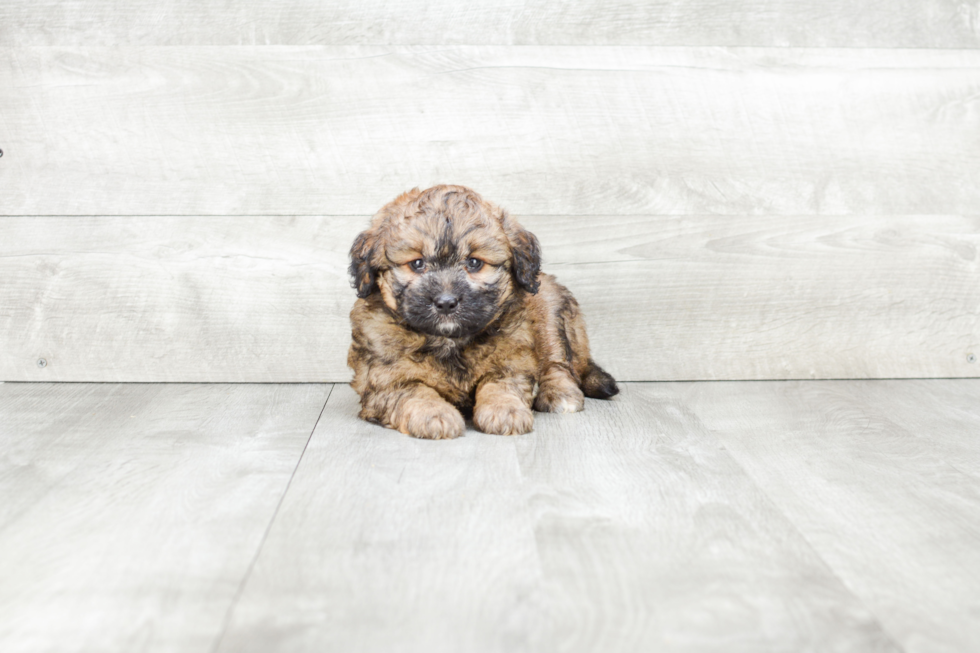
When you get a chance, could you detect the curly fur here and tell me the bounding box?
[348,184,618,439]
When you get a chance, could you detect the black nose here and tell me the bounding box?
[433,293,459,313]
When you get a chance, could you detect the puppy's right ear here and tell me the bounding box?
[349,230,379,298]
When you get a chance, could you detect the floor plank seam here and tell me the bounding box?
[208,383,335,653]
[694,416,910,652]
[510,435,549,634]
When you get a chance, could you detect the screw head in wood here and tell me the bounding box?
[969,353,977,364]
[37,358,47,368]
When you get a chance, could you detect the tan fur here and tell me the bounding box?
[348,185,616,439]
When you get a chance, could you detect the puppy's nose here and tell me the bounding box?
[433,293,459,314]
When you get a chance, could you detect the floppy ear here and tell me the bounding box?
[348,230,380,298]
[501,210,541,294]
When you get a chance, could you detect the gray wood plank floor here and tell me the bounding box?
[2,380,978,652]
[679,380,980,652]
[0,383,330,653]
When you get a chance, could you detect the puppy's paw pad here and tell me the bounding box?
[401,400,465,440]
[474,403,534,436]
[533,386,585,413]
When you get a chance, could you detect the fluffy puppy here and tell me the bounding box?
[347,184,618,439]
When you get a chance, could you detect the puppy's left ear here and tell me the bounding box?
[500,210,541,294]
[349,229,380,298]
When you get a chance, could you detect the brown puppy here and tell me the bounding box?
[347,184,618,439]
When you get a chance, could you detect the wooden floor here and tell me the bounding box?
[2,380,978,652]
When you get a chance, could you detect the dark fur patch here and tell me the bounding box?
[349,231,378,298]
[399,269,501,339]
[555,295,575,364]
[582,359,619,399]
[509,228,541,294]
[436,218,455,259]
[500,210,541,294]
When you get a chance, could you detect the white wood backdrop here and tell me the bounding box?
[2,1,978,47]
[2,214,976,381]
[1,7,978,382]
[1,47,979,216]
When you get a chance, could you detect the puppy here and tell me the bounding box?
[347,184,618,439]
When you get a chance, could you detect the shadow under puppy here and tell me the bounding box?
[348,184,618,439]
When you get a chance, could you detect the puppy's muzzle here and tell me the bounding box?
[433,293,459,314]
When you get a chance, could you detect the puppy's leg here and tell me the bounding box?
[474,376,535,436]
[532,275,619,411]
[564,313,618,399]
[530,277,585,413]
[361,383,465,440]
[534,363,585,413]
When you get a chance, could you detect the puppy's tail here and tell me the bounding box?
[581,359,619,399]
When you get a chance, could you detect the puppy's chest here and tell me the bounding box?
[408,337,506,401]
[417,339,486,384]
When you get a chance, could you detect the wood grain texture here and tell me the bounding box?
[2,47,979,216]
[847,380,980,482]
[1,214,976,382]
[552,213,980,381]
[215,384,542,653]
[527,384,899,650]
[0,382,329,653]
[2,0,979,47]
[217,384,901,652]
[3,380,978,651]
[680,380,980,652]
[0,216,350,383]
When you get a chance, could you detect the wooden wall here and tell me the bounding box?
[1,3,978,381]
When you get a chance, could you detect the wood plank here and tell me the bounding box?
[0,382,329,653]
[2,47,979,215]
[512,383,898,651]
[826,379,980,482]
[215,384,543,653]
[554,214,980,381]
[0,216,352,383]
[679,380,980,652]
[1,214,976,382]
[2,0,978,47]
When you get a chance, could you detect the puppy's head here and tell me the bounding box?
[349,185,541,338]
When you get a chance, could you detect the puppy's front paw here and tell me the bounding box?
[398,398,465,440]
[474,402,534,436]
[533,384,585,413]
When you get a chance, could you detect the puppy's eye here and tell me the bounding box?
[466,257,484,272]
[409,259,425,272]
